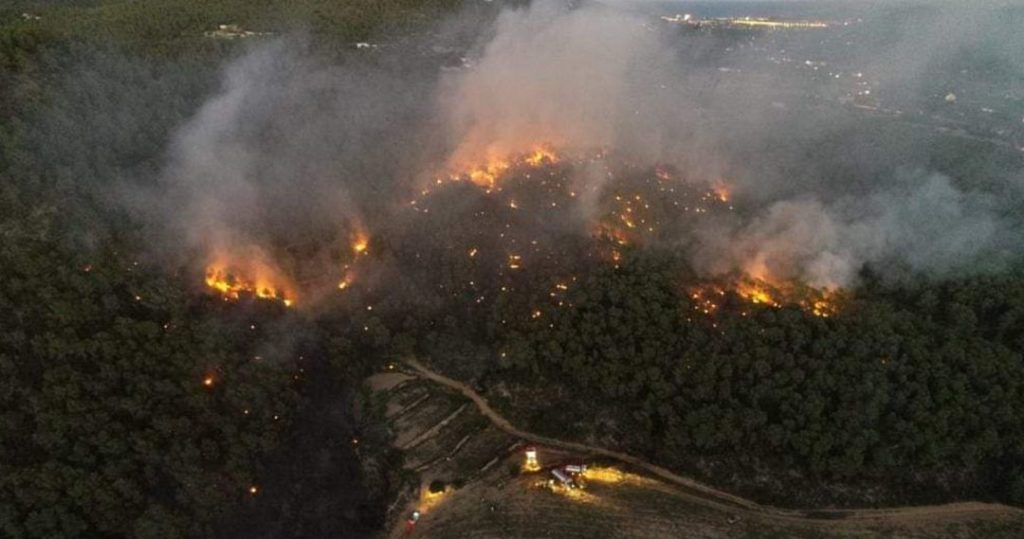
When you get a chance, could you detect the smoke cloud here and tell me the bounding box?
[695,172,1016,287]
[156,40,443,298]
[150,0,1024,297]
[439,1,675,166]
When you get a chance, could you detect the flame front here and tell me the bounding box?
[736,281,779,307]
[447,144,558,191]
[467,159,511,190]
[204,258,295,307]
[804,291,840,318]
[690,276,841,318]
[523,146,558,166]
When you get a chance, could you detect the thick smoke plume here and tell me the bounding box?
[157,40,440,299]
[694,172,1015,287]
[154,0,1024,298]
[439,1,674,167]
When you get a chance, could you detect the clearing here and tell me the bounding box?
[364,361,1024,538]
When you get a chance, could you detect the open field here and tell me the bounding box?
[406,459,1024,539]
[365,362,1024,539]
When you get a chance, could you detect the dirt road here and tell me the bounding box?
[403,358,1023,530]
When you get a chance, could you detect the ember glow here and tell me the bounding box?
[417,484,450,515]
[338,260,360,292]
[204,260,295,307]
[736,281,780,308]
[523,146,558,167]
[351,232,369,255]
[467,159,511,190]
[690,276,842,318]
[447,145,559,191]
[805,290,841,318]
[711,181,731,203]
[196,141,836,318]
[739,276,841,318]
[689,285,725,315]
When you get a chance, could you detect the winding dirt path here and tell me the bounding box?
[403,358,1024,530]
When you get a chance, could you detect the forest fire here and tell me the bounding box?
[351,232,369,255]
[689,285,725,315]
[804,291,841,318]
[689,276,841,318]
[738,277,841,318]
[204,264,294,307]
[197,146,824,321]
[447,145,559,191]
[523,146,558,167]
[711,181,731,203]
[467,159,511,190]
[736,281,780,308]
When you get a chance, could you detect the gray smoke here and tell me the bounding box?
[439,0,1023,287]
[694,171,1016,287]
[153,0,1024,294]
[156,39,441,297]
[439,1,673,166]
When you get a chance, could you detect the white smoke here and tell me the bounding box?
[694,172,1015,287]
[440,0,681,166]
[149,0,1023,294]
[442,0,1023,288]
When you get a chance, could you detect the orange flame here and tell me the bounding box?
[448,144,559,190]
[351,231,369,255]
[736,280,779,307]
[338,261,357,291]
[803,291,840,318]
[523,146,558,166]
[467,159,511,190]
[204,254,295,307]
[689,275,841,318]
[712,181,731,203]
[688,284,726,315]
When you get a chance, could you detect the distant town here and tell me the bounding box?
[659,12,1024,153]
[661,13,832,29]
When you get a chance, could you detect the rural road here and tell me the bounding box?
[402,358,1024,529]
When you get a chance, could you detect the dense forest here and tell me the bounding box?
[2,1,1024,537]
[488,251,1024,506]
[0,1,457,537]
[356,156,1024,508]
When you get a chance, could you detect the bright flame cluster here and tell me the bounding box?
[204,266,294,307]
[351,232,369,255]
[689,277,841,318]
[450,145,559,191]
[736,281,781,308]
[199,144,847,324]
